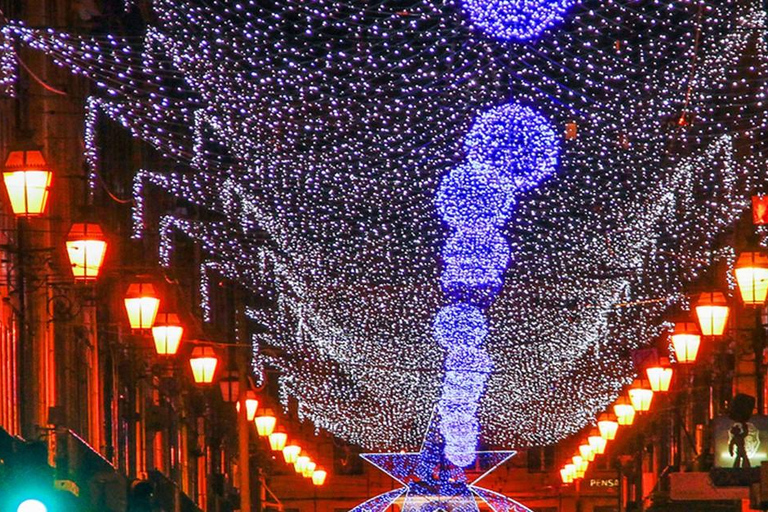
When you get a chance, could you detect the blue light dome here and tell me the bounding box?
[461,0,578,41]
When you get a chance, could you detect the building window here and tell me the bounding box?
[333,442,363,475]
[527,446,555,472]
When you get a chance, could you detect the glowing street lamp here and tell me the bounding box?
[646,364,673,392]
[614,400,636,426]
[218,370,240,403]
[598,416,619,440]
[572,455,588,479]
[2,149,52,217]
[303,460,317,478]
[579,443,595,462]
[671,320,701,364]
[189,346,218,384]
[312,468,328,486]
[735,252,768,306]
[588,433,607,455]
[563,464,576,483]
[283,443,301,464]
[151,313,184,356]
[628,386,653,412]
[255,409,277,437]
[235,390,259,421]
[294,455,311,474]
[124,283,160,330]
[269,429,288,452]
[66,222,107,282]
[695,292,730,336]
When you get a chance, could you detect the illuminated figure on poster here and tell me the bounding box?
[728,421,759,469]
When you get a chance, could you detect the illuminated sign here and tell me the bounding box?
[713,415,768,469]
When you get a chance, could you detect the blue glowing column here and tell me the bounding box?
[434,102,559,466]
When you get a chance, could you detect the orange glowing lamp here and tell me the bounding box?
[2,149,52,217]
[294,455,311,474]
[671,320,701,364]
[66,223,107,282]
[255,409,277,437]
[588,434,607,455]
[646,365,673,392]
[151,313,184,356]
[598,417,619,440]
[629,387,653,412]
[579,443,595,462]
[269,430,288,452]
[614,401,636,426]
[236,390,259,421]
[189,346,218,384]
[312,469,328,486]
[283,443,301,464]
[695,292,730,336]
[303,461,317,478]
[124,283,160,330]
[735,252,768,306]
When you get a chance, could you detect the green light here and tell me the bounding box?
[16,499,48,512]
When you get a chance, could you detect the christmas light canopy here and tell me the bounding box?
[1,0,764,455]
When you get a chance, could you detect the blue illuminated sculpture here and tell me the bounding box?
[461,0,578,41]
[350,421,532,512]
[435,101,559,467]
[436,162,515,230]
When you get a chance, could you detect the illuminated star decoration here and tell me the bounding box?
[461,0,579,41]
[351,420,531,512]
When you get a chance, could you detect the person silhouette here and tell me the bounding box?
[729,421,751,469]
